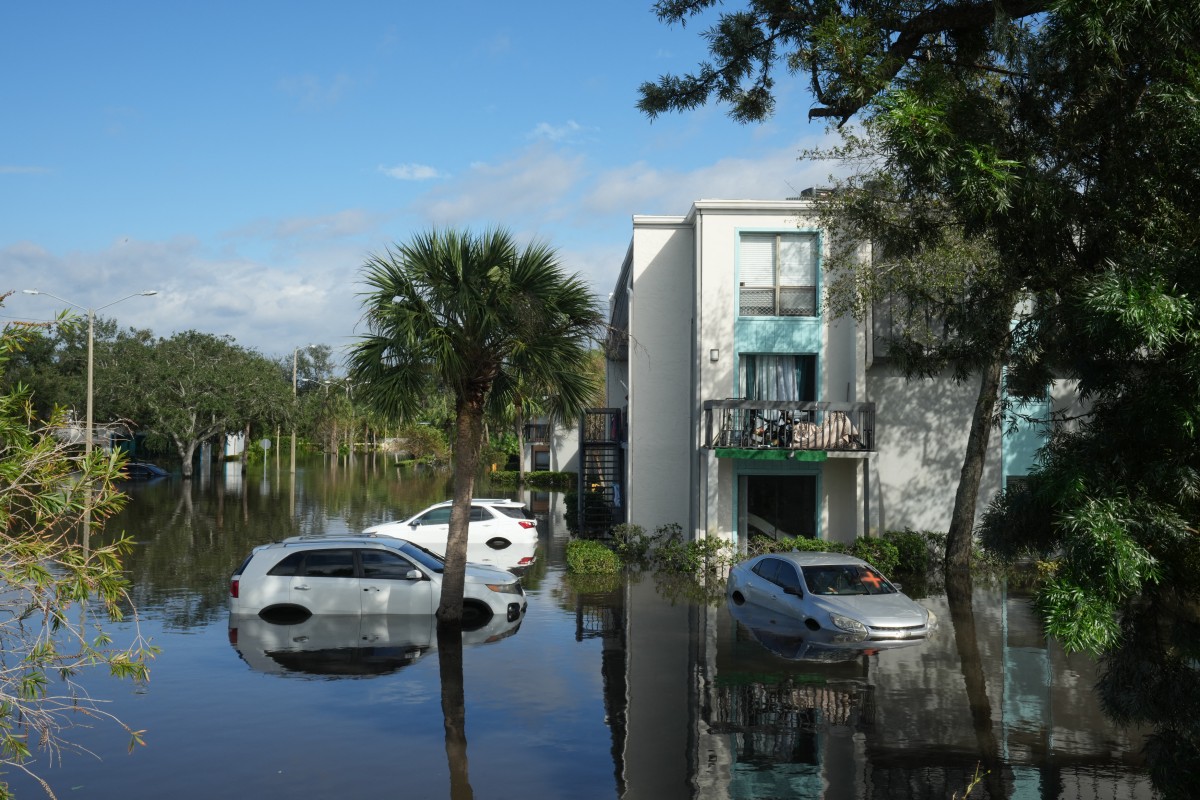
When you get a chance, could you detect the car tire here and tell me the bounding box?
[485,537,511,550]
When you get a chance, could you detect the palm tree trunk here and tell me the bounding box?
[517,406,526,483]
[437,397,486,626]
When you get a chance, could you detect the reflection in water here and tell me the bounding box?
[438,624,474,800]
[27,465,1155,799]
[228,612,522,679]
[690,576,1152,799]
[726,598,927,662]
[946,574,1004,800]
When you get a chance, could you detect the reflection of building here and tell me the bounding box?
[603,198,1084,545]
[598,577,1151,799]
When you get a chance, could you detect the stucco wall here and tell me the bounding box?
[626,219,695,534]
[866,361,1002,533]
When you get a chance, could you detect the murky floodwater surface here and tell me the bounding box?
[5,457,1150,798]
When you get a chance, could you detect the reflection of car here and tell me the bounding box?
[227,611,522,678]
[363,499,538,564]
[462,540,539,572]
[727,551,936,642]
[727,594,925,662]
[121,461,170,480]
[229,536,526,628]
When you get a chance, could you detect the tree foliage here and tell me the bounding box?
[641,1,1200,789]
[350,228,604,625]
[0,311,155,796]
[105,330,294,477]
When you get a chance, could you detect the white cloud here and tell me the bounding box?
[416,147,586,225]
[528,120,587,143]
[2,130,849,361]
[2,236,364,361]
[378,163,445,181]
[227,209,386,245]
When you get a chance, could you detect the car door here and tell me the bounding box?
[746,557,783,610]
[358,549,436,615]
[772,561,807,618]
[290,549,362,614]
[747,557,805,615]
[406,506,452,550]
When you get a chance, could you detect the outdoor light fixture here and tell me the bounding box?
[710,349,720,362]
[22,288,158,552]
[290,344,316,476]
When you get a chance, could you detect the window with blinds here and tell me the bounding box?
[739,232,818,316]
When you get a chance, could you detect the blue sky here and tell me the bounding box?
[2,1,837,362]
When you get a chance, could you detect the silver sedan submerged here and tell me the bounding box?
[727,551,937,643]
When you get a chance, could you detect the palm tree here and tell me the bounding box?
[350,228,604,626]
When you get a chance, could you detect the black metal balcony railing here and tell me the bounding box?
[703,400,876,452]
[524,423,551,443]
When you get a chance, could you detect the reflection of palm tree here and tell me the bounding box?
[351,228,604,625]
[946,574,1005,799]
[437,625,474,800]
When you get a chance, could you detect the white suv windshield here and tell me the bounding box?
[393,541,445,573]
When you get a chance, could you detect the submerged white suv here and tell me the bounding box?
[363,498,538,560]
[229,535,526,628]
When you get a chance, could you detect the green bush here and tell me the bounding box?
[748,535,845,557]
[883,529,933,574]
[489,469,575,489]
[566,538,621,574]
[611,523,653,562]
[632,523,738,574]
[851,537,900,575]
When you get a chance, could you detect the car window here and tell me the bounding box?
[360,550,417,580]
[493,506,533,520]
[774,562,802,592]
[802,565,897,596]
[395,541,446,573]
[416,507,452,525]
[300,549,356,578]
[267,552,305,577]
[752,558,781,584]
[469,507,490,522]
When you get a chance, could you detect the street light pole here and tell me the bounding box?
[289,344,314,475]
[23,289,158,552]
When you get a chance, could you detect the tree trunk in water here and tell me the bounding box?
[437,625,474,799]
[944,351,1004,580]
[945,573,1005,799]
[177,438,198,478]
[437,397,486,626]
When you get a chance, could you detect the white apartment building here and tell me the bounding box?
[601,197,1056,546]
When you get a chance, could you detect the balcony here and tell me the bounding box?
[703,400,875,458]
[524,423,551,444]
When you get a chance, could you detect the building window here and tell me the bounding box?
[740,354,816,402]
[739,232,818,317]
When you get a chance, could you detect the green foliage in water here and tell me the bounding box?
[565,539,621,575]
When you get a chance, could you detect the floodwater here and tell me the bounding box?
[5,456,1152,799]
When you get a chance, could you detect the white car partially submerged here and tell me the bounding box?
[229,535,526,629]
[363,498,538,568]
[727,551,936,643]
